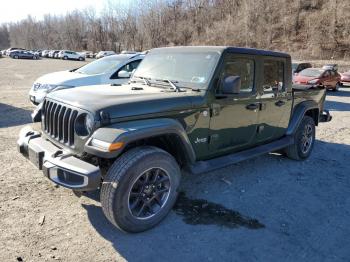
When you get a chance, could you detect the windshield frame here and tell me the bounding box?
[132,50,222,90]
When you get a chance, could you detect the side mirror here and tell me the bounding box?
[222,76,241,94]
[118,70,131,78]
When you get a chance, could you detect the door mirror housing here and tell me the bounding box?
[222,76,241,94]
[117,70,131,78]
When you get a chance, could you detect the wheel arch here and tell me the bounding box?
[84,118,196,167]
[286,100,320,135]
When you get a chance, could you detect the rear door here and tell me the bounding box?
[255,57,293,143]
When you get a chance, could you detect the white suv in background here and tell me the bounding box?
[58,50,85,61]
[28,53,145,105]
[96,51,116,59]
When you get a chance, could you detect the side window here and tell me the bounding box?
[263,59,284,94]
[119,60,142,73]
[219,57,254,93]
[111,60,142,79]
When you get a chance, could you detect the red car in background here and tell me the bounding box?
[293,68,341,91]
[340,71,350,86]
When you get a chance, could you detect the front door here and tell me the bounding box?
[209,54,259,156]
[255,58,292,143]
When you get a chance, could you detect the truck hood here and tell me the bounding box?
[35,71,102,86]
[47,84,204,120]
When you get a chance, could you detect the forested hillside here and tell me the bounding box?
[1,0,349,59]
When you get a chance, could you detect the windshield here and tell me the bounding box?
[299,68,323,77]
[133,51,221,88]
[76,56,125,75]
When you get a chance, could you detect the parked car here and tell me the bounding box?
[54,51,60,58]
[58,50,85,61]
[41,50,50,57]
[294,68,341,91]
[10,50,39,60]
[292,61,312,74]
[28,53,145,105]
[120,50,139,54]
[48,50,59,58]
[5,47,25,56]
[19,46,331,233]
[322,64,338,71]
[82,51,94,58]
[340,71,350,86]
[0,52,2,58]
[96,51,116,59]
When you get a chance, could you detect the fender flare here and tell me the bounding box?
[84,118,196,163]
[286,100,319,136]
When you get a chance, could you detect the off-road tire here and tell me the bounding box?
[285,116,315,160]
[101,146,181,233]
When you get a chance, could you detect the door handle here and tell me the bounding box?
[246,103,259,111]
[275,100,285,107]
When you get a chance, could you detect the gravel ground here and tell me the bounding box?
[0,57,349,262]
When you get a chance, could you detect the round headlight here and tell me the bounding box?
[75,113,94,137]
[84,113,94,134]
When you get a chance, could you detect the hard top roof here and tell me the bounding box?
[150,46,290,58]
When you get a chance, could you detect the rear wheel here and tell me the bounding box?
[14,55,19,59]
[285,116,315,160]
[78,57,84,61]
[101,146,181,233]
[63,56,68,60]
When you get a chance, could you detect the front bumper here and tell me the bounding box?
[17,126,101,191]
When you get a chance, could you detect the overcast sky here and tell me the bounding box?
[0,0,128,24]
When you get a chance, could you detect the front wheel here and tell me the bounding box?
[285,116,315,160]
[101,146,181,233]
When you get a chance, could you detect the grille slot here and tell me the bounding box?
[42,100,78,146]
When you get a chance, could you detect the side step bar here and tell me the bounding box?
[188,136,294,175]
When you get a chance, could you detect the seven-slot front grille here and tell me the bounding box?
[42,100,78,146]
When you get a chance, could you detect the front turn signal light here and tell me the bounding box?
[108,142,124,152]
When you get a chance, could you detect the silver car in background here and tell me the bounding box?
[29,53,145,105]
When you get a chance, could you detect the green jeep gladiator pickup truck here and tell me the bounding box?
[18,46,331,232]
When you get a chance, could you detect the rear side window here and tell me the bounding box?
[263,59,284,93]
[220,57,255,93]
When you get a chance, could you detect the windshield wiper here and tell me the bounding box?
[153,79,183,92]
[132,76,151,86]
[165,79,181,92]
